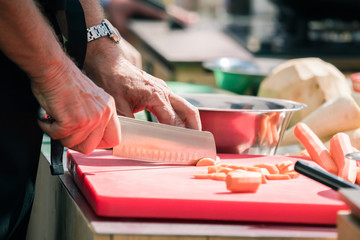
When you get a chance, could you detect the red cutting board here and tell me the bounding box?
[67,149,348,225]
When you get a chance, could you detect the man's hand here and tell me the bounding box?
[84,40,201,130]
[0,0,121,155]
[32,56,121,154]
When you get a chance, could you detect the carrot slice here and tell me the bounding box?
[246,166,261,172]
[196,158,216,167]
[265,174,291,180]
[217,167,233,174]
[253,163,279,174]
[276,160,293,171]
[287,171,300,179]
[299,150,311,159]
[258,114,269,145]
[212,172,227,181]
[193,173,214,179]
[294,123,338,174]
[329,132,357,183]
[207,166,218,174]
[226,171,262,193]
[261,174,268,184]
[259,168,270,175]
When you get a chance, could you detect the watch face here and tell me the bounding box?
[103,19,120,43]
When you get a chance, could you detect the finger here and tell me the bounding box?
[149,102,185,128]
[170,94,202,130]
[97,112,121,149]
[70,125,105,155]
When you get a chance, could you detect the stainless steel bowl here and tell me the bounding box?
[181,93,306,155]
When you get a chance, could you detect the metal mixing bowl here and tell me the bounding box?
[180,93,306,155]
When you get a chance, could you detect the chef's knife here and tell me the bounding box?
[113,116,217,164]
[294,160,360,190]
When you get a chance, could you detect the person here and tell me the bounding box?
[100,0,199,39]
[0,0,200,239]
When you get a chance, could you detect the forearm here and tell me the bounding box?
[0,0,67,81]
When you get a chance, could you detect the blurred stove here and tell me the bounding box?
[224,0,360,70]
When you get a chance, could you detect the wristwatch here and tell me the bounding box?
[87,19,120,43]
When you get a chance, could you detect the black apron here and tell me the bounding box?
[0,0,86,239]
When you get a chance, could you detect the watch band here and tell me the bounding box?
[87,21,110,42]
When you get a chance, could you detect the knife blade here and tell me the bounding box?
[113,116,217,164]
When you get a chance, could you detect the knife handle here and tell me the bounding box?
[294,160,360,191]
[38,107,65,175]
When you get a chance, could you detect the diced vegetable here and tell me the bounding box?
[265,174,291,180]
[253,163,279,174]
[226,171,262,193]
[329,132,357,183]
[196,158,217,167]
[294,123,338,174]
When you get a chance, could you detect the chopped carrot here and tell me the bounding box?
[265,174,291,180]
[294,123,338,175]
[212,172,227,181]
[299,150,311,159]
[246,166,261,172]
[259,168,270,176]
[258,114,269,145]
[217,167,233,174]
[226,165,248,170]
[193,173,214,179]
[261,174,268,184]
[279,164,295,174]
[226,171,262,193]
[253,163,279,174]
[269,112,281,145]
[207,166,218,174]
[196,158,217,167]
[276,160,293,171]
[287,171,300,179]
[329,132,357,183]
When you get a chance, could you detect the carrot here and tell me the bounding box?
[299,150,311,159]
[261,174,268,184]
[276,160,293,171]
[276,161,295,174]
[212,172,227,181]
[226,171,262,193]
[225,164,247,170]
[246,166,261,172]
[287,171,300,179]
[253,163,279,174]
[265,174,291,180]
[329,132,357,183]
[258,114,269,145]
[207,166,218,174]
[294,123,338,174]
[259,168,270,176]
[269,112,281,145]
[193,174,214,179]
[217,167,233,174]
[196,158,217,167]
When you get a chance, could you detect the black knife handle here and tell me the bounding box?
[38,107,64,175]
[295,160,360,191]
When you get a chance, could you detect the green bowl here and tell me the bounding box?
[204,58,267,95]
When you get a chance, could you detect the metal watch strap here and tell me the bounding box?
[87,21,110,42]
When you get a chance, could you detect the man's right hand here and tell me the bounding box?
[31,56,121,154]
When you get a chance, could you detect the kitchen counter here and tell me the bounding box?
[26,138,338,240]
